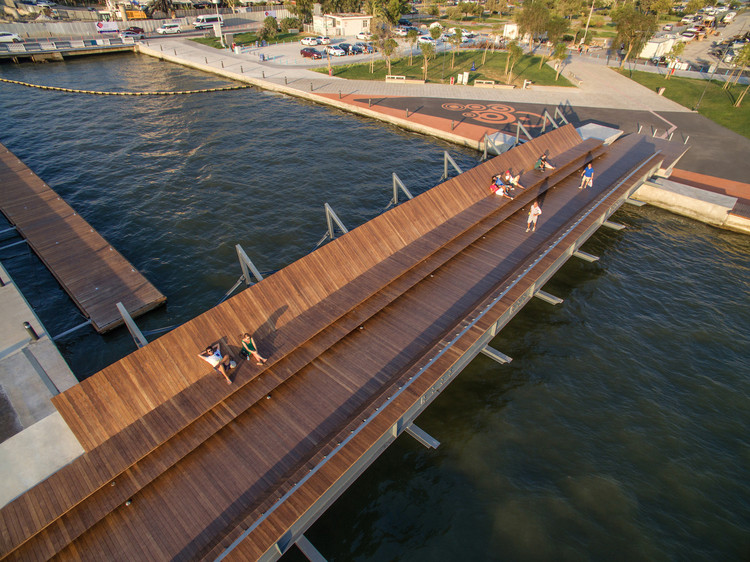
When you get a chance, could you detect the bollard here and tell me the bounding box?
[241,66,244,73]
[451,120,454,130]
[339,90,341,99]
[368,98,371,107]
[405,108,409,118]
[205,57,208,64]
[221,60,224,68]
[262,70,265,78]
[173,48,177,55]
[310,83,313,91]
[284,76,287,84]
[160,44,163,51]
[24,321,39,341]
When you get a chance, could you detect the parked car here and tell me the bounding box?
[317,36,331,44]
[651,55,667,65]
[124,26,145,34]
[0,31,22,43]
[156,23,181,34]
[393,27,408,37]
[680,31,696,41]
[325,44,346,56]
[300,36,319,45]
[338,42,354,54]
[663,24,673,31]
[356,31,373,40]
[36,0,55,6]
[119,30,144,39]
[355,41,374,53]
[398,17,411,26]
[300,47,322,59]
[418,35,437,45]
[348,43,363,55]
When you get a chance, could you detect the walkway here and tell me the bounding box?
[0,126,682,560]
[0,143,166,332]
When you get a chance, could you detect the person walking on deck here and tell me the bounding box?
[580,163,594,189]
[527,201,542,232]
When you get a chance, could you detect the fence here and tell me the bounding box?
[0,8,288,38]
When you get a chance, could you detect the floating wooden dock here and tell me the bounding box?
[0,126,684,560]
[0,143,166,333]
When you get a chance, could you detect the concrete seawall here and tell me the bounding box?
[137,42,487,152]
[634,178,750,234]
[137,42,749,236]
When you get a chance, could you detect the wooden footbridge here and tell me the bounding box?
[0,126,685,561]
[0,143,165,333]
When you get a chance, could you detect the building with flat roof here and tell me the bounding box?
[312,12,372,37]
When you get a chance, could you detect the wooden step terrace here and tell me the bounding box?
[0,129,671,561]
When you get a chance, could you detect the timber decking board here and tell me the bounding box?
[0,142,165,333]
[2,130,664,561]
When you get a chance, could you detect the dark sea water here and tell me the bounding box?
[1,53,749,561]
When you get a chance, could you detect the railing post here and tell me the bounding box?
[391,173,414,206]
[235,244,264,286]
[324,203,349,240]
[441,151,463,180]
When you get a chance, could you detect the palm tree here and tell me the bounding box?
[420,42,435,81]
[407,28,419,66]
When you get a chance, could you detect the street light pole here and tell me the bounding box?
[582,0,596,45]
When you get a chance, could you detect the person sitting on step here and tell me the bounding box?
[241,332,268,365]
[534,154,555,171]
[198,343,235,385]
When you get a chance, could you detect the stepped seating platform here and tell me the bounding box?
[0,126,680,561]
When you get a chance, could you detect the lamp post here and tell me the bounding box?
[582,0,596,45]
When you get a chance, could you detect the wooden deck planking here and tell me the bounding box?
[0,143,166,333]
[1,129,667,561]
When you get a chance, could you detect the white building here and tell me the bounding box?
[312,13,372,37]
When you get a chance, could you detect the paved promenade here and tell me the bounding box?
[138,37,750,183]
[0,262,82,508]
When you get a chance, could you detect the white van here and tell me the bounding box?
[194,14,223,29]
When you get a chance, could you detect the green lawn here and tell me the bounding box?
[191,32,299,50]
[617,68,750,139]
[316,50,573,87]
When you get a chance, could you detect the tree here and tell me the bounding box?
[611,3,657,68]
[385,0,411,24]
[505,39,523,84]
[280,17,301,32]
[554,0,584,18]
[732,44,750,106]
[540,15,568,68]
[516,0,550,52]
[458,1,475,20]
[382,37,399,73]
[420,41,436,80]
[684,0,707,14]
[407,28,419,65]
[552,42,568,80]
[259,16,278,42]
[664,41,684,79]
[650,0,673,16]
[449,28,463,69]
[430,24,442,41]
[286,0,313,23]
